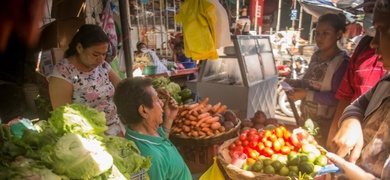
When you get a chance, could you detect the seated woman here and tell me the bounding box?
[172,41,192,63]
[133,41,168,74]
[114,77,192,179]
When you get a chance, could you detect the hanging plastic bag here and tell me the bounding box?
[118,48,126,73]
[199,156,225,180]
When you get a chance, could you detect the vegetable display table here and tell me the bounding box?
[147,68,199,88]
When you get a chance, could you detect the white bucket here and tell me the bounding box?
[23,83,39,112]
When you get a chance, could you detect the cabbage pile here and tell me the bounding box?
[0,104,151,180]
[152,76,183,105]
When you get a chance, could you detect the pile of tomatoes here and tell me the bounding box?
[228,126,315,164]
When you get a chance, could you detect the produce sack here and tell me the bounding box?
[199,156,224,180]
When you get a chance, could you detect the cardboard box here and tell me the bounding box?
[36,48,66,76]
[39,18,85,50]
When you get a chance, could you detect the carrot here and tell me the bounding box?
[200,97,209,106]
[214,130,221,134]
[202,127,212,133]
[210,122,221,130]
[187,115,197,121]
[202,104,213,113]
[210,102,221,113]
[198,131,206,137]
[180,110,189,117]
[189,104,204,114]
[192,131,199,137]
[184,120,192,126]
[215,105,227,114]
[205,116,219,124]
[200,122,210,128]
[182,125,191,132]
[191,110,199,116]
[196,116,211,127]
[197,112,210,120]
[187,103,199,110]
[219,126,225,132]
[206,131,214,136]
[190,121,197,126]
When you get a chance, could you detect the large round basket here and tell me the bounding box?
[217,137,288,180]
[169,119,241,147]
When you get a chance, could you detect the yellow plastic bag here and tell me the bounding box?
[199,156,225,180]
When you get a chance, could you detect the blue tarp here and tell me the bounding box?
[297,0,358,21]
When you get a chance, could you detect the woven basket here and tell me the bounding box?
[217,137,288,180]
[170,119,241,147]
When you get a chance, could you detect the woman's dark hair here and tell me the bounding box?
[64,24,110,58]
[375,0,390,12]
[114,77,154,125]
[318,13,347,34]
[174,41,184,49]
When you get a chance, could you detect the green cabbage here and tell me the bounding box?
[102,135,151,179]
[165,82,181,95]
[49,133,113,179]
[48,104,108,136]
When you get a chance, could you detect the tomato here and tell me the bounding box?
[275,127,283,138]
[248,134,260,142]
[240,133,247,141]
[277,137,285,147]
[280,146,291,154]
[247,157,256,165]
[264,140,273,148]
[269,134,277,142]
[243,147,252,156]
[249,140,258,149]
[235,145,244,152]
[261,137,268,143]
[264,130,272,138]
[242,129,250,134]
[242,140,249,147]
[279,125,287,132]
[229,143,237,150]
[263,147,274,157]
[249,149,260,160]
[257,142,265,151]
[229,150,235,157]
[248,128,258,135]
[283,131,292,140]
[273,140,281,152]
[235,139,243,146]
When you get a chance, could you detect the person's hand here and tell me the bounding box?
[326,126,339,152]
[287,88,306,102]
[331,118,364,163]
[284,79,301,88]
[326,152,376,180]
[156,88,179,121]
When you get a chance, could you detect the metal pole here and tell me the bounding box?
[276,0,282,33]
[165,0,169,56]
[298,5,303,39]
[236,0,239,21]
[254,0,258,33]
[136,0,141,41]
[292,0,297,29]
[160,0,164,56]
[118,0,133,77]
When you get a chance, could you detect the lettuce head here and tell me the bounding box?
[49,133,113,179]
[49,104,108,136]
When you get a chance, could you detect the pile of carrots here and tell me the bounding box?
[171,97,228,137]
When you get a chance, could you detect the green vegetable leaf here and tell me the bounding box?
[48,104,108,136]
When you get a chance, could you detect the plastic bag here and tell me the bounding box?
[199,156,224,180]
